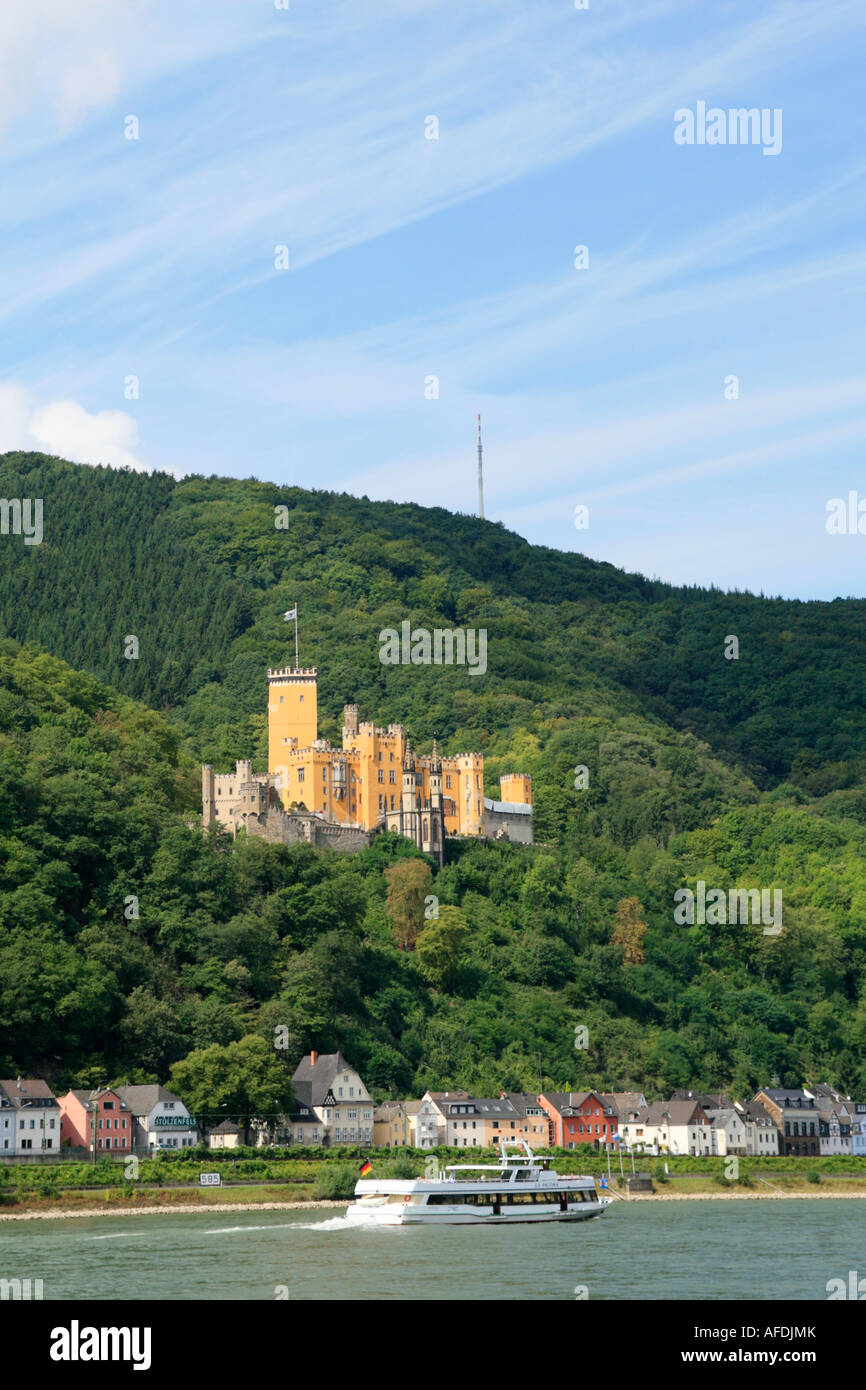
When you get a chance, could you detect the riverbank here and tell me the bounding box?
[0,1199,346,1221]
[4,1185,866,1219]
[613,1189,866,1200]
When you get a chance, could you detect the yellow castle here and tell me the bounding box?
[203,661,533,862]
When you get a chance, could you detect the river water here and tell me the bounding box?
[3,1199,864,1300]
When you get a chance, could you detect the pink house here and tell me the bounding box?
[59,1087,133,1153]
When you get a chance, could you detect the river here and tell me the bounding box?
[3,1199,864,1300]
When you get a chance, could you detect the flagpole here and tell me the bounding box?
[294,607,299,671]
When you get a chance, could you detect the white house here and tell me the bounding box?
[704,1108,747,1155]
[620,1100,713,1156]
[0,1079,60,1155]
[411,1092,472,1148]
[818,1101,854,1156]
[290,1052,373,1146]
[851,1103,866,1157]
[734,1101,780,1155]
[114,1084,199,1149]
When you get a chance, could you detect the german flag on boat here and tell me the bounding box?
[359,1160,372,1177]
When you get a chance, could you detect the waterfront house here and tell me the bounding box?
[429,1095,489,1147]
[733,1100,780,1155]
[0,1087,15,1154]
[402,1100,424,1146]
[114,1084,199,1150]
[58,1087,132,1153]
[0,1079,60,1155]
[851,1104,866,1157]
[621,1100,712,1156]
[817,1101,854,1156]
[373,1101,410,1148]
[703,1107,747,1156]
[754,1088,819,1156]
[538,1091,618,1149]
[447,1096,527,1148]
[413,1092,468,1148]
[207,1119,242,1150]
[499,1092,551,1148]
[291,1051,373,1146]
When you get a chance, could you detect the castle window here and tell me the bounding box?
[323,767,327,780]
[298,769,305,783]
[446,775,452,789]
[390,795,395,809]
[389,770,395,783]
[378,752,382,761]
[280,696,284,703]
[300,696,304,703]
[377,769,384,783]
[390,753,394,761]
[378,795,384,811]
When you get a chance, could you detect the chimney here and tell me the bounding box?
[310,1050,318,1067]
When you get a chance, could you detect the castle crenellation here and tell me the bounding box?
[203,652,532,860]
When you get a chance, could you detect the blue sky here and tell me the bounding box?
[1,0,865,598]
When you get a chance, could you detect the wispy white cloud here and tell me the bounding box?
[0,383,146,472]
[1,0,862,335]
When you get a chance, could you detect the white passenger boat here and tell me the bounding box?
[345,1141,610,1226]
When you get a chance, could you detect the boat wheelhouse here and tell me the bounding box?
[345,1140,610,1225]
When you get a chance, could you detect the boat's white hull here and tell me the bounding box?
[345,1200,609,1227]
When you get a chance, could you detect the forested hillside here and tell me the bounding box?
[1,451,865,1100]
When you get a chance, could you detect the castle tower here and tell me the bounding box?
[268,666,318,777]
[342,702,360,744]
[202,764,215,827]
[401,738,418,816]
[429,735,442,809]
[428,735,445,866]
[500,773,532,806]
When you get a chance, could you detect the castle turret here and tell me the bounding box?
[500,773,532,806]
[429,734,442,809]
[401,738,418,815]
[202,764,215,827]
[342,702,360,744]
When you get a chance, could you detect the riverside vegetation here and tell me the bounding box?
[1,452,866,1105]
